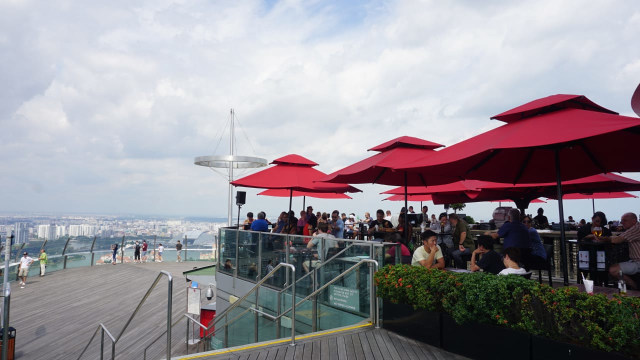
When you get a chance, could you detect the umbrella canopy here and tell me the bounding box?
[231,154,361,212]
[632,81,640,117]
[320,136,454,186]
[491,198,546,203]
[258,189,352,199]
[558,191,638,200]
[393,94,640,285]
[383,194,433,202]
[395,95,640,184]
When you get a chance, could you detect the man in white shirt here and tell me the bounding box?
[18,252,34,287]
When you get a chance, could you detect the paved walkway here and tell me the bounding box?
[176,324,469,360]
[8,260,205,359]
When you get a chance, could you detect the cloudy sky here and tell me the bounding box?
[2,0,639,223]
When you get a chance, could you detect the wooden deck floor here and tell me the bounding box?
[176,325,470,360]
[8,260,206,359]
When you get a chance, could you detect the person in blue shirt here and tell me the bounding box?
[329,210,345,239]
[487,208,530,250]
[250,211,269,232]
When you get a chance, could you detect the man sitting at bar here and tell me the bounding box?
[470,235,505,275]
[368,209,394,240]
[498,247,527,276]
[598,212,640,289]
[449,213,474,269]
[412,230,445,269]
[250,211,269,232]
[533,207,549,229]
[487,209,531,254]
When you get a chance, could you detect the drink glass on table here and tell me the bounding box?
[592,226,603,237]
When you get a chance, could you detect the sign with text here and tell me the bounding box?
[329,285,359,312]
[187,287,201,315]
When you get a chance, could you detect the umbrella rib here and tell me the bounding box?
[512,148,534,184]
[465,149,500,177]
[372,167,387,184]
[577,141,607,173]
[419,173,428,187]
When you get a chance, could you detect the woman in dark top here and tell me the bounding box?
[577,211,612,241]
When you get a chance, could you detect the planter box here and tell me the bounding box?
[531,334,633,360]
[441,313,530,360]
[381,300,441,347]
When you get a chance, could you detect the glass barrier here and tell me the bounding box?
[0,235,215,284]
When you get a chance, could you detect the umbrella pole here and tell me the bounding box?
[289,189,293,213]
[404,172,410,245]
[555,150,569,286]
[303,196,306,211]
[592,199,595,215]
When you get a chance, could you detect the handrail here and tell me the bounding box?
[186,263,296,349]
[279,242,357,293]
[77,270,174,360]
[142,315,184,360]
[210,263,294,329]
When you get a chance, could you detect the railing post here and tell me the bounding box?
[120,236,125,264]
[90,236,97,266]
[184,235,188,262]
[255,286,259,343]
[311,269,317,332]
[276,291,281,339]
[224,315,229,348]
[62,236,72,269]
[153,235,157,262]
[100,328,104,360]
[185,317,190,354]
[166,273,173,360]
[2,282,11,360]
[290,266,296,346]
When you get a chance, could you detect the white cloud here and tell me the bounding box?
[0,0,639,222]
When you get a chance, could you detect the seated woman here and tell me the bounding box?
[577,211,612,241]
[385,234,411,264]
[411,230,445,269]
[523,215,547,268]
[498,247,527,275]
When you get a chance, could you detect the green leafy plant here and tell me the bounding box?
[450,203,466,213]
[375,265,640,357]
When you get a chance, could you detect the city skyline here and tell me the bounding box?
[1,1,639,223]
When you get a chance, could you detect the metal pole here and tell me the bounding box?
[302,196,306,211]
[2,282,10,360]
[184,235,187,262]
[120,236,125,264]
[90,236,97,266]
[166,274,173,360]
[185,318,190,353]
[3,235,12,298]
[100,328,104,360]
[154,236,157,262]
[62,236,72,269]
[290,267,296,346]
[288,189,293,214]
[276,291,281,339]
[311,269,317,332]
[404,172,410,245]
[254,287,259,343]
[228,109,235,227]
[592,199,595,215]
[369,262,376,328]
[555,150,569,286]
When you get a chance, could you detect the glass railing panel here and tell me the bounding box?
[236,231,260,282]
[65,251,93,269]
[218,228,238,275]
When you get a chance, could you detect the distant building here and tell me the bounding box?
[14,223,29,244]
[37,224,56,240]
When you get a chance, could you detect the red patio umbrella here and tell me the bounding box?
[231,154,360,212]
[549,191,638,215]
[383,194,433,201]
[320,136,456,243]
[632,81,640,117]
[393,94,640,284]
[258,188,352,210]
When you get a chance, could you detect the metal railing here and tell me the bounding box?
[1,282,11,360]
[77,271,174,360]
[193,258,378,355]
